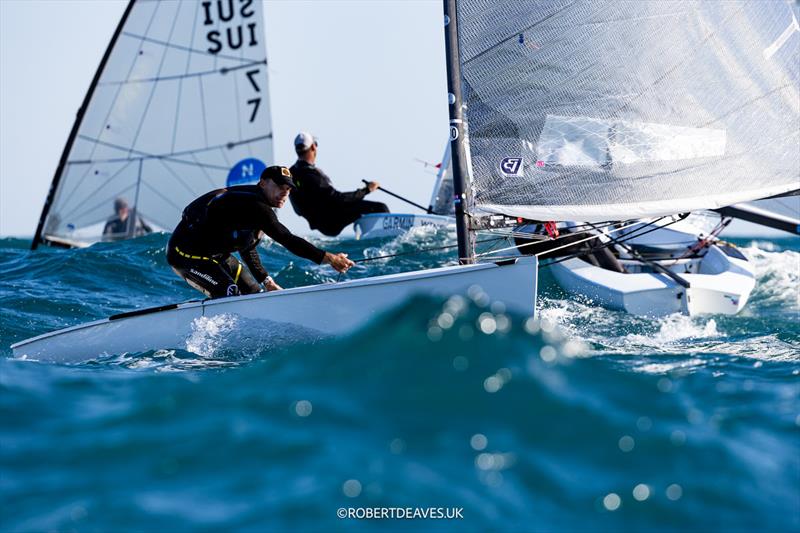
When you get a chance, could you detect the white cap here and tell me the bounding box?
[294,131,317,150]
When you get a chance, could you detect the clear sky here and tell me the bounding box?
[0,0,449,238]
[0,0,786,238]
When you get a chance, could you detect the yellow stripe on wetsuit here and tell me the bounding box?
[174,246,243,282]
[174,246,219,264]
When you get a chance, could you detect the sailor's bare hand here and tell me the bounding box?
[365,181,380,193]
[264,276,283,291]
[324,252,354,273]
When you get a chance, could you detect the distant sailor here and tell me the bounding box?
[289,132,389,236]
[167,165,354,298]
[103,197,152,241]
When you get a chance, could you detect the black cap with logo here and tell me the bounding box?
[260,166,295,188]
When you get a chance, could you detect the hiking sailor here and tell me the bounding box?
[289,132,389,236]
[167,165,353,298]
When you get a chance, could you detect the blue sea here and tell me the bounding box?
[1,230,798,532]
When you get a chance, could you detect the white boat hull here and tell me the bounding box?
[12,257,538,362]
[353,213,454,239]
[549,245,755,316]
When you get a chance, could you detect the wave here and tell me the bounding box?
[2,294,798,531]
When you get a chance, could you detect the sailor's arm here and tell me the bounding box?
[311,168,372,203]
[260,210,353,273]
[241,243,284,291]
[241,246,270,283]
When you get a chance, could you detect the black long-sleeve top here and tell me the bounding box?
[289,159,369,227]
[170,185,326,283]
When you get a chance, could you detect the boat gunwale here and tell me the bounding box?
[11,258,532,350]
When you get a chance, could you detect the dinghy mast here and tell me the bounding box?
[31,0,136,250]
[443,0,475,264]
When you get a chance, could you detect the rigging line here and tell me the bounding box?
[474,218,662,259]
[478,219,622,239]
[233,21,244,150]
[69,152,230,171]
[191,152,222,189]
[56,158,117,213]
[142,181,183,216]
[198,66,210,149]
[477,233,513,257]
[156,158,206,199]
[97,59,268,86]
[120,32,259,64]
[668,217,731,264]
[473,219,639,257]
[351,237,506,264]
[62,182,139,229]
[139,178,185,217]
[76,133,272,162]
[535,216,688,268]
[172,0,197,154]
[86,2,162,165]
[127,7,183,158]
[59,159,136,221]
[462,1,578,67]
[218,144,232,169]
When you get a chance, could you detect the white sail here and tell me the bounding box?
[33,0,273,247]
[454,0,800,222]
[428,142,455,215]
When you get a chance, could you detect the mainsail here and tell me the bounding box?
[449,0,800,224]
[32,0,273,249]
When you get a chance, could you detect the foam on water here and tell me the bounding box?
[741,243,800,310]
[186,314,241,358]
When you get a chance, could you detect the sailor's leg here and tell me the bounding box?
[355,200,390,215]
[167,250,240,298]
[221,256,262,295]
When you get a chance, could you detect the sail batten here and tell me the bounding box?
[454,0,800,222]
[34,0,273,248]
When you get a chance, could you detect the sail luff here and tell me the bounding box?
[31,0,138,249]
[443,0,476,264]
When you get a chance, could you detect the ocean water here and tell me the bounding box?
[1,230,798,531]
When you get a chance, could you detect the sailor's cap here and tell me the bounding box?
[260,166,295,189]
[294,131,317,151]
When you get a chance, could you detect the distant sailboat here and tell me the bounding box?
[353,142,455,239]
[31,0,274,249]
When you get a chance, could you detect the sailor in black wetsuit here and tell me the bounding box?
[167,165,354,298]
[289,132,389,236]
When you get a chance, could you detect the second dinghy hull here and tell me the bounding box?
[353,213,454,239]
[549,245,755,317]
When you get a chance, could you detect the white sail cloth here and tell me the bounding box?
[456,0,800,221]
[40,0,273,245]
